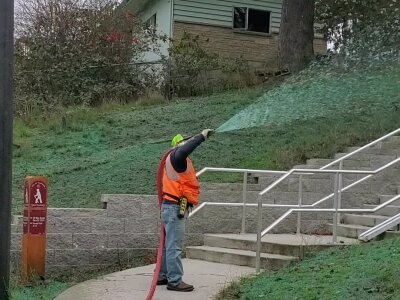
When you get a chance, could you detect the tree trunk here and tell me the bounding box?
[279,0,315,72]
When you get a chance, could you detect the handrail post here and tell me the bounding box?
[297,174,303,235]
[241,172,248,234]
[256,194,262,273]
[332,172,339,244]
[338,161,343,224]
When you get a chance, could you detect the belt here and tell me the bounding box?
[162,199,179,205]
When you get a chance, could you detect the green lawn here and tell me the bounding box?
[10,279,68,300]
[216,237,400,300]
[12,61,400,213]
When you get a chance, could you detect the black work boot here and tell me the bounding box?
[157,279,168,285]
[167,281,194,292]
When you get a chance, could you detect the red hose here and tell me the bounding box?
[146,149,172,300]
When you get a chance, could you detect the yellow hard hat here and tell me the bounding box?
[171,134,184,147]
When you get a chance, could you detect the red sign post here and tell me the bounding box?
[21,177,48,280]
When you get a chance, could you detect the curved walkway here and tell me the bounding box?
[55,259,254,300]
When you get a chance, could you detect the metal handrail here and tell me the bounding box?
[319,128,400,170]
[359,207,400,241]
[194,167,288,234]
[192,128,399,272]
[255,157,400,272]
[196,167,287,177]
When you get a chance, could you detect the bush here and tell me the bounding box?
[14,0,164,116]
[164,31,261,98]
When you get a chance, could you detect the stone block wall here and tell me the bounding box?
[173,21,327,70]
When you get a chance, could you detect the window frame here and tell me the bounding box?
[145,13,157,29]
[232,7,271,34]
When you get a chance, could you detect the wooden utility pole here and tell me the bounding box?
[0,0,14,299]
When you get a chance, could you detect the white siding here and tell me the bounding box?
[174,0,283,33]
[140,0,173,62]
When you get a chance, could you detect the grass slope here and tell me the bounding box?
[12,62,400,213]
[217,238,400,300]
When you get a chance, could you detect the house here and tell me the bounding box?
[123,0,326,70]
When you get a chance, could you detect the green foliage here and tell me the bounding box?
[166,31,258,97]
[216,238,400,300]
[316,0,400,62]
[217,59,400,132]
[14,0,163,116]
[10,280,67,300]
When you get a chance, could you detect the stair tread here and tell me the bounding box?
[205,233,359,245]
[187,245,298,260]
[343,213,390,219]
[333,223,371,229]
[364,204,400,209]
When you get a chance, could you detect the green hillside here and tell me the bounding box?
[12,62,400,213]
[217,237,400,300]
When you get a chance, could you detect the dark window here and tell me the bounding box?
[233,7,270,33]
[146,13,156,28]
[233,7,246,29]
[248,9,270,33]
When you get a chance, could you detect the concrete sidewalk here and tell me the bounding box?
[55,259,254,300]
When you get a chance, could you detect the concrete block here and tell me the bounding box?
[184,234,204,247]
[200,183,262,192]
[53,249,91,265]
[107,233,159,249]
[12,215,23,226]
[11,233,21,251]
[92,218,125,233]
[140,203,159,218]
[199,191,261,204]
[106,197,141,218]
[73,233,108,249]
[124,218,159,234]
[47,233,73,249]
[340,192,379,207]
[11,224,21,233]
[187,217,241,234]
[47,217,92,233]
[343,214,389,227]
[48,208,107,218]
[10,250,21,273]
[306,158,334,167]
[332,224,368,239]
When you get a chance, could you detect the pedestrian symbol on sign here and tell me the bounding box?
[34,188,43,204]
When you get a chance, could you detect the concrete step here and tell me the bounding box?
[203,233,358,258]
[199,190,261,204]
[342,214,391,227]
[332,224,371,239]
[332,223,400,239]
[363,204,400,217]
[345,147,400,156]
[306,159,335,167]
[186,245,297,270]
[379,194,400,205]
[200,182,262,192]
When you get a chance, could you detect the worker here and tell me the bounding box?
[157,129,213,292]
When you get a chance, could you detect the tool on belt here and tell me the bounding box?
[178,197,188,219]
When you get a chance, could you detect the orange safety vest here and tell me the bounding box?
[162,153,200,206]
